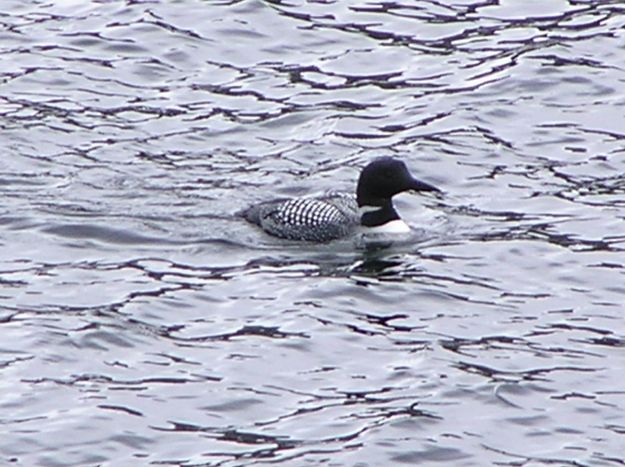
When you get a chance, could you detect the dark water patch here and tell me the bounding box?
[454,360,599,383]
[392,446,469,463]
[43,223,178,245]
[24,373,220,388]
[172,324,308,343]
[98,404,144,417]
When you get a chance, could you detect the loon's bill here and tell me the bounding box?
[243,157,440,242]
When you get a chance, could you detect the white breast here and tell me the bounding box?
[361,219,411,234]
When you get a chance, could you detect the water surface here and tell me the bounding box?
[1,0,625,465]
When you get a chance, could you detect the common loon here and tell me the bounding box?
[243,157,440,242]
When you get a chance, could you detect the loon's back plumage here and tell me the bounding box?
[243,192,359,242]
[243,157,440,243]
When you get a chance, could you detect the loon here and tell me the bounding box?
[243,157,440,242]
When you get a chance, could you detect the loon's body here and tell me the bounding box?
[243,157,440,242]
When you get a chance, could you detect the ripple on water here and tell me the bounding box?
[2,0,625,465]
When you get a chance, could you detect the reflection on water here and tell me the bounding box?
[2,0,625,465]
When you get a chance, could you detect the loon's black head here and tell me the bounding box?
[356,157,440,208]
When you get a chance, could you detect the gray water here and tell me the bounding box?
[2,0,625,465]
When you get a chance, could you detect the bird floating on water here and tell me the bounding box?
[243,157,441,242]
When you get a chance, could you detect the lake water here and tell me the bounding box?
[1,0,625,465]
